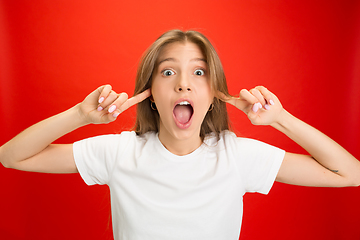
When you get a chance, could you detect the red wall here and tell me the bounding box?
[1,1,359,239]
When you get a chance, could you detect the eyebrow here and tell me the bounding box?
[157,57,207,66]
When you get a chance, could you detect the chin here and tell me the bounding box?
[160,120,202,142]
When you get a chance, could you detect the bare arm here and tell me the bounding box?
[219,86,360,187]
[0,85,151,173]
[273,110,360,187]
[0,105,85,173]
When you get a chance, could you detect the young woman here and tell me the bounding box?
[1,29,359,240]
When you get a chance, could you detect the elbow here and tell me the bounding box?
[351,180,360,188]
[0,153,8,168]
[1,160,22,170]
[344,176,360,187]
[1,158,14,169]
[0,148,13,169]
[349,182,360,188]
[0,152,16,170]
[1,161,10,169]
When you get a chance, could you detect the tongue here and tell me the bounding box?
[174,105,193,124]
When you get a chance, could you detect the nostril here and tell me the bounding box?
[177,87,191,92]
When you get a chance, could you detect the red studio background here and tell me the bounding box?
[1,1,359,239]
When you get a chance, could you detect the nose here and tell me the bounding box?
[175,74,191,92]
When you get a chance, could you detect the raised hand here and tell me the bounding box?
[79,85,151,124]
[218,86,283,126]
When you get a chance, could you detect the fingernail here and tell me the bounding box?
[108,105,116,113]
[264,104,270,110]
[112,112,120,118]
[258,103,262,109]
[252,103,260,113]
[98,97,105,104]
[269,99,275,105]
[97,106,103,111]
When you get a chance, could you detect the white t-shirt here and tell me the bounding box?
[73,130,285,240]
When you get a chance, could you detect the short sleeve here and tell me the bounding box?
[73,132,133,185]
[234,137,285,194]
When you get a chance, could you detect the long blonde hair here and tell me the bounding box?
[133,29,231,140]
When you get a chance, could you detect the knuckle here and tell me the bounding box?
[239,89,248,95]
[98,84,113,97]
[119,92,128,99]
[250,88,260,96]
[117,94,129,107]
[111,91,119,97]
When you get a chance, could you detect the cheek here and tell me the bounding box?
[151,81,171,113]
[151,79,166,100]
[195,80,213,102]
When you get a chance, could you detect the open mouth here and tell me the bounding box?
[173,100,194,126]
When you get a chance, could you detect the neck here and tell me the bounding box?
[158,129,202,156]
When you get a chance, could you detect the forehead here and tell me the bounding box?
[157,41,206,64]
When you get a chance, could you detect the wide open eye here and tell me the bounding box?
[162,69,175,76]
[194,69,205,76]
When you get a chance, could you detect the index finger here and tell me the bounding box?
[216,91,238,107]
[119,89,151,112]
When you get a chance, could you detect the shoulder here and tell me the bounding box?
[204,130,283,155]
[75,131,134,144]
[78,131,157,141]
[73,131,158,168]
[74,131,157,150]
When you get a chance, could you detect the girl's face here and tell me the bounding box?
[151,41,214,153]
